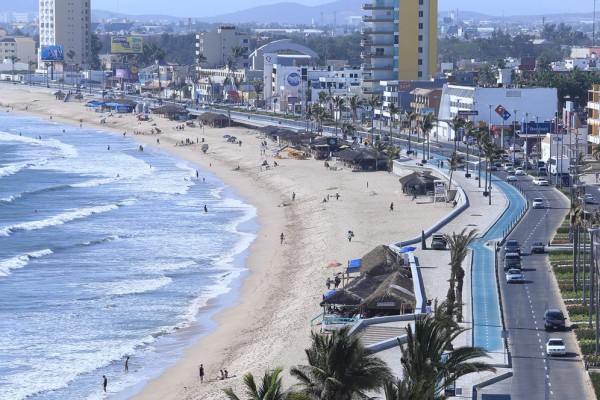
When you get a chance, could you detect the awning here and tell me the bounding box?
[346,258,361,274]
[323,289,336,298]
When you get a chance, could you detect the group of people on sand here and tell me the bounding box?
[325,275,341,290]
[174,124,186,131]
[175,138,198,146]
[197,364,232,383]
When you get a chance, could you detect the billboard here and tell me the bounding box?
[111,36,143,54]
[41,45,65,61]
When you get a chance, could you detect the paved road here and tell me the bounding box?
[483,170,592,399]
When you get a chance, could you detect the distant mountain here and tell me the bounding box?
[205,0,365,24]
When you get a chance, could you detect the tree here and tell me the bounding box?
[332,95,345,136]
[348,94,362,123]
[447,116,465,152]
[251,77,264,106]
[371,139,387,172]
[230,45,246,70]
[384,379,435,400]
[367,95,381,142]
[419,113,437,163]
[406,111,418,151]
[398,312,496,400]
[9,55,19,82]
[386,145,401,172]
[387,102,400,146]
[447,151,461,196]
[340,121,356,141]
[66,50,75,85]
[196,52,207,67]
[291,326,392,400]
[571,198,584,291]
[223,367,310,400]
[444,228,478,322]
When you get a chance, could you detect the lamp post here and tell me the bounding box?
[524,112,529,170]
[587,227,599,330]
[535,115,541,167]
[513,109,518,164]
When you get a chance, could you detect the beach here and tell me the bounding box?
[0,85,451,399]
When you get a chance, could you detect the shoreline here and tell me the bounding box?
[0,85,453,399]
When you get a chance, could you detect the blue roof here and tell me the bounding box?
[346,258,361,274]
[323,289,336,298]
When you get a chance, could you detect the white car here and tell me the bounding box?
[507,175,517,182]
[503,163,514,171]
[515,168,525,175]
[532,198,544,209]
[546,338,566,356]
[583,193,597,204]
[505,268,524,283]
[510,144,521,152]
[533,179,549,186]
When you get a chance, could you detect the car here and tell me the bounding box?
[510,144,521,152]
[533,178,549,186]
[538,167,548,176]
[544,309,566,331]
[487,165,498,171]
[503,252,522,271]
[532,198,544,209]
[583,193,597,204]
[506,268,525,283]
[506,168,516,174]
[503,163,514,171]
[504,239,521,254]
[507,175,517,182]
[546,338,566,356]
[431,234,447,250]
[530,241,545,253]
[515,167,525,175]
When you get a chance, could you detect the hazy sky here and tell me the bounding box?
[90,0,595,18]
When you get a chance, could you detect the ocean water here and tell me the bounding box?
[0,112,256,399]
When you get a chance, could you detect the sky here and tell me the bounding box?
[90,0,595,18]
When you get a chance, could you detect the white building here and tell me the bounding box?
[436,85,558,141]
[195,25,251,69]
[0,35,36,64]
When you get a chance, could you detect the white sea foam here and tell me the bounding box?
[0,204,119,236]
[0,249,53,277]
[87,276,173,297]
[0,161,38,177]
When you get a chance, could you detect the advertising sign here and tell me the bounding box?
[111,36,143,54]
[41,45,65,61]
[495,104,511,121]
[458,110,478,116]
[286,72,301,87]
[521,122,554,135]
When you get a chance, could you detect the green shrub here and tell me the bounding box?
[576,328,597,340]
[568,304,591,315]
[560,289,583,299]
[553,265,573,274]
[557,226,571,234]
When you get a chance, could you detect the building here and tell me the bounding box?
[0,35,36,64]
[38,0,91,66]
[361,0,438,94]
[410,87,442,117]
[195,26,251,69]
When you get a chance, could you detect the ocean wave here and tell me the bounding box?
[0,161,41,178]
[0,183,73,203]
[0,204,120,236]
[88,276,173,297]
[78,234,122,247]
[0,249,53,277]
[0,130,78,159]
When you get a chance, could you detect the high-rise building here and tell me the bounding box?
[361,0,438,94]
[195,26,251,69]
[38,0,91,66]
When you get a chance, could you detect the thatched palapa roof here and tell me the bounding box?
[361,272,415,309]
[360,245,403,277]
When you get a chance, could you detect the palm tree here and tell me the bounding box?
[230,45,246,70]
[340,121,356,141]
[447,116,466,152]
[252,77,264,107]
[419,113,436,163]
[196,51,207,67]
[387,102,400,146]
[66,49,75,85]
[367,95,381,142]
[223,367,310,400]
[406,111,418,151]
[9,55,19,82]
[386,145,401,172]
[444,228,478,322]
[27,60,36,85]
[447,151,461,195]
[371,139,387,172]
[398,312,496,400]
[463,120,477,175]
[153,47,166,99]
[332,96,345,136]
[348,94,362,123]
[384,378,435,400]
[571,199,583,291]
[318,91,328,106]
[291,326,392,400]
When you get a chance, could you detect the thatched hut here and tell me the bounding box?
[398,171,438,195]
[152,105,188,120]
[360,272,415,315]
[197,112,229,128]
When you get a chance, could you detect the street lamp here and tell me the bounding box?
[524,112,529,170]
[513,109,518,164]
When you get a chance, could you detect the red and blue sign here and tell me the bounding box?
[495,105,511,121]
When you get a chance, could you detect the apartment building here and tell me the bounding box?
[0,36,36,63]
[38,0,91,65]
[195,26,251,69]
[361,0,438,94]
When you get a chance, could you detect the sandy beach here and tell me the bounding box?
[1,85,452,399]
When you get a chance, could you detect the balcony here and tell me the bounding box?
[362,15,395,23]
[361,51,393,59]
[361,39,374,46]
[361,28,395,35]
[361,63,393,71]
[362,2,394,10]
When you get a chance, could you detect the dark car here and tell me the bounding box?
[530,241,545,254]
[504,239,521,254]
[544,309,566,331]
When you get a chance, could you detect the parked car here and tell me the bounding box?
[544,309,566,331]
[533,178,549,186]
[504,239,521,254]
[431,234,447,250]
[515,167,525,175]
[532,198,544,209]
[506,268,525,283]
[546,338,566,356]
[530,241,545,254]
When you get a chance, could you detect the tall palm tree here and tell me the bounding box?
[387,102,400,146]
[27,60,36,85]
[463,120,477,175]
[230,45,246,70]
[419,113,436,163]
[367,95,381,142]
[196,51,207,67]
[571,199,583,291]
[291,326,392,400]
[9,55,19,82]
[223,367,310,400]
[371,139,387,172]
[340,121,356,141]
[348,94,362,123]
[481,135,498,198]
[332,95,345,136]
[66,49,75,85]
[398,312,496,400]
[447,116,466,152]
[153,47,166,98]
[444,228,478,322]
[447,151,461,198]
[406,111,418,151]
[318,91,328,106]
[252,77,264,107]
[384,378,435,400]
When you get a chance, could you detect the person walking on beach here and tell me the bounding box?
[334,275,341,289]
[224,369,228,378]
[199,364,205,382]
[390,202,394,211]
[326,277,331,290]
[347,230,354,242]
[292,191,296,201]
[280,232,285,244]
[204,204,208,213]
[196,170,199,178]
[125,356,129,373]
[335,193,340,201]
[103,375,108,392]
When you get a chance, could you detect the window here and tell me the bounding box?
[418,71,423,78]
[418,23,423,29]
[419,0,424,4]
[418,35,423,41]
[418,47,423,53]
[418,59,423,65]
[419,11,423,17]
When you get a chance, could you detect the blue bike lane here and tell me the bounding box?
[470,177,526,352]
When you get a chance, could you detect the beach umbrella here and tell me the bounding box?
[327,261,342,267]
[399,246,416,253]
